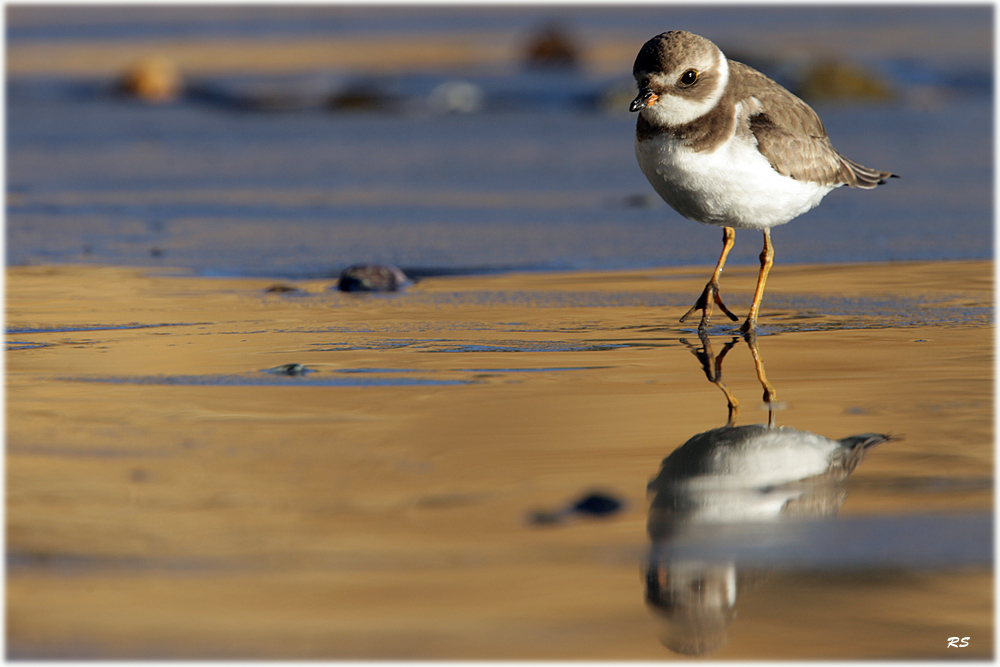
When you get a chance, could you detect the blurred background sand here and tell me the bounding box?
[7,4,992,276]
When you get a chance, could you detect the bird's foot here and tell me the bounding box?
[739,317,757,335]
[680,280,739,329]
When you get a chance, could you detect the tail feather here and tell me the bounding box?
[837,433,894,472]
[840,155,897,189]
[840,433,894,450]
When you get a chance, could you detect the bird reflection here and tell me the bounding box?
[645,330,888,655]
[682,330,777,427]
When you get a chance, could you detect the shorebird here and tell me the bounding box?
[646,424,889,654]
[630,31,895,332]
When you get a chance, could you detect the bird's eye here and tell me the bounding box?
[678,69,699,87]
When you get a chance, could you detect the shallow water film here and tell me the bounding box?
[5,4,994,661]
[7,262,992,659]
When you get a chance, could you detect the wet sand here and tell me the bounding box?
[6,259,993,659]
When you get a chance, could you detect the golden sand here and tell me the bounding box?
[6,260,993,659]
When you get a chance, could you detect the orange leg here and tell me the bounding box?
[743,329,778,427]
[680,227,740,330]
[739,229,773,334]
[683,331,741,426]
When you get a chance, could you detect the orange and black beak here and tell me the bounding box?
[629,88,658,112]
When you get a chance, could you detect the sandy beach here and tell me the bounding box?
[6,5,994,659]
[6,259,992,659]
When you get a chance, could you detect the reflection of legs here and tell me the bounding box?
[740,229,773,334]
[683,330,741,426]
[743,330,777,427]
[681,227,740,330]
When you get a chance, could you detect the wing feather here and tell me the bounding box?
[729,61,895,188]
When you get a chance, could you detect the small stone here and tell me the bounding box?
[523,23,581,70]
[796,61,894,103]
[527,489,626,527]
[337,264,410,292]
[620,193,659,208]
[264,283,301,293]
[428,80,484,114]
[571,492,625,516]
[328,82,393,111]
[117,57,184,104]
[263,363,312,376]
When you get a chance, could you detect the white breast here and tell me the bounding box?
[635,122,835,230]
[671,428,843,522]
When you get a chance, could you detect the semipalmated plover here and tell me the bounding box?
[646,424,888,654]
[630,31,895,332]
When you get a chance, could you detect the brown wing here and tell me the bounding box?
[729,61,895,188]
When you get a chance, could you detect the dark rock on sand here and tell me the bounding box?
[262,363,313,376]
[523,23,582,70]
[337,264,410,292]
[796,61,895,103]
[264,283,302,293]
[527,490,626,526]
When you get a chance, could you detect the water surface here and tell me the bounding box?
[6,5,993,277]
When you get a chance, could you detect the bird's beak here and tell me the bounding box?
[629,88,658,112]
